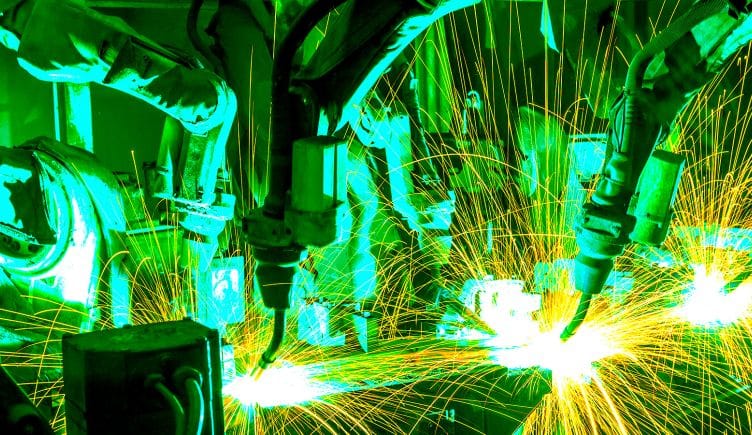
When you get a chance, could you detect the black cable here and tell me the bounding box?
[187,0,205,54]
[188,0,226,76]
[560,293,592,341]
[626,0,725,93]
[153,381,186,435]
[265,0,348,217]
[620,0,726,156]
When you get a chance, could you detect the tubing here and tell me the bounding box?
[184,377,205,435]
[620,0,726,156]
[188,0,226,76]
[153,381,186,435]
[265,0,348,217]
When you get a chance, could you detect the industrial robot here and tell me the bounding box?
[538,0,752,338]
[208,0,477,370]
[0,0,239,432]
[0,1,480,431]
[0,0,237,333]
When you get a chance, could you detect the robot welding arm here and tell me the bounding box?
[5,0,239,203]
[296,0,478,134]
[0,0,238,328]
[244,0,477,374]
[563,0,750,339]
[0,0,238,212]
[0,0,236,203]
[0,0,233,136]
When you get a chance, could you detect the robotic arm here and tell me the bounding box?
[563,0,751,339]
[0,0,237,213]
[0,0,233,135]
[243,0,478,375]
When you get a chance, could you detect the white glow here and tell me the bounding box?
[224,362,340,408]
[461,278,542,346]
[489,323,620,383]
[676,264,752,327]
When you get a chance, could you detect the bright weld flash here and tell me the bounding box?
[488,323,621,383]
[468,278,620,382]
[676,264,752,327]
[224,362,340,408]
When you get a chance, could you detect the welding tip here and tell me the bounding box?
[560,323,577,342]
[560,293,593,342]
[250,364,264,381]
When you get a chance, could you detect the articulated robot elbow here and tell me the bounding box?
[3,0,234,136]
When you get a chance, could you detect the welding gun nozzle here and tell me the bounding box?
[560,324,576,342]
[250,364,264,381]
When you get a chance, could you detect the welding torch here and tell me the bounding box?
[243,0,482,376]
[561,0,728,340]
[241,0,352,380]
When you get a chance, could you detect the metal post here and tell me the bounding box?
[53,82,94,152]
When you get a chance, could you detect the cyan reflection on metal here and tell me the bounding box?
[680,226,752,252]
[197,256,245,331]
[53,83,94,152]
[458,277,541,345]
[0,140,118,332]
[638,226,752,269]
[569,133,608,182]
[353,310,378,353]
[437,277,542,342]
[297,298,346,347]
